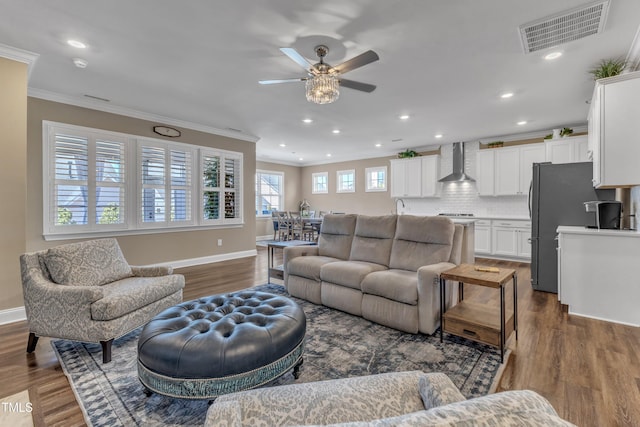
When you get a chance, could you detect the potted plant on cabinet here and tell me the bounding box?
[589,58,626,80]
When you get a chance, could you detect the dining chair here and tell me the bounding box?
[276,211,291,241]
[289,211,304,240]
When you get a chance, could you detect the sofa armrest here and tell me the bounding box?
[130,265,174,277]
[417,262,456,295]
[283,245,319,276]
[204,400,242,427]
[416,262,457,334]
[418,373,466,409]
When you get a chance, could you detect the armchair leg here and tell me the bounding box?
[27,332,39,353]
[101,339,113,363]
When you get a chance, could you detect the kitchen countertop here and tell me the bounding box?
[557,225,640,237]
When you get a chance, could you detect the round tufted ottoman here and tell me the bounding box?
[137,290,306,399]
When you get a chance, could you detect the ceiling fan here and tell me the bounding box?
[259,45,379,104]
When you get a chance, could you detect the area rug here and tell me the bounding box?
[52,284,506,427]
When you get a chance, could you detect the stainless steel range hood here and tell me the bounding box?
[438,142,475,182]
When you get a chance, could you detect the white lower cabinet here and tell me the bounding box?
[479,219,531,260]
[474,220,492,254]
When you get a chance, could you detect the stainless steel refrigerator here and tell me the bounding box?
[530,162,614,293]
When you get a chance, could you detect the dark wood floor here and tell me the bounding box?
[1,248,638,426]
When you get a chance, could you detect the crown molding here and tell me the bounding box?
[27,87,260,143]
[0,43,39,81]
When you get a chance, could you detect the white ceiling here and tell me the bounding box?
[2,0,639,165]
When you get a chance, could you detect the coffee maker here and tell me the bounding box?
[583,201,622,229]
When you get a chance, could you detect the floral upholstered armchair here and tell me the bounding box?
[20,238,184,363]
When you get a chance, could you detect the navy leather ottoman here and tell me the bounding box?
[137,290,306,399]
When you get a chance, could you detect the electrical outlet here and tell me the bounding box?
[217,239,223,246]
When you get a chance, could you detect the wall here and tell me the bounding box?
[255,161,302,238]
[0,58,28,311]
[400,142,530,217]
[26,98,257,265]
[301,157,396,216]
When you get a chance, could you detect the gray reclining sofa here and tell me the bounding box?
[284,214,463,334]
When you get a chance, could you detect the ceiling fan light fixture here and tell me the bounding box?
[305,74,340,104]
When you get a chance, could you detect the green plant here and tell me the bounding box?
[397,149,419,158]
[589,58,626,80]
[487,141,504,148]
[560,127,573,137]
[98,203,120,224]
[543,133,553,140]
[57,207,76,225]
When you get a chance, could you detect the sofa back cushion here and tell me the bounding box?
[318,214,358,260]
[390,216,455,271]
[349,215,397,266]
[44,238,132,286]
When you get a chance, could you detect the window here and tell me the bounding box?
[336,169,355,193]
[365,166,387,192]
[256,170,284,216]
[43,121,243,238]
[312,172,328,194]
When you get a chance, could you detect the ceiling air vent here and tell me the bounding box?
[519,0,610,54]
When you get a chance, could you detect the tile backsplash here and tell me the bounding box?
[398,141,530,218]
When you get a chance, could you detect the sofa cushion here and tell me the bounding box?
[91,275,184,321]
[288,256,341,281]
[44,238,132,287]
[389,216,455,271]
[321,261,388,290]
[349,215,397,266]
[318,214,358,260]
[361,269,418,305]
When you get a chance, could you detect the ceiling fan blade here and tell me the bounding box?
[279,48,314,72]
[259,78,307,85]
[339,79,376,93]
[332,50,379,74]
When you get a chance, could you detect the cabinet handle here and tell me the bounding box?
[463,329,477,336]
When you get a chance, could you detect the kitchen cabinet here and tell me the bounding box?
[491,220,531,259]
[474,220,492,254]
[390,158,421,198]
[545,135,589,164]
[475,150,495,196]
[420,155,441,197]
[488,143,545,196]
[589,71,640,188]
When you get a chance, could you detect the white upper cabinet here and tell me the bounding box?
[589,71,640,188]
[494,147,520,195]
[420,155,441,197]
[390,157,422,198]
[545,135,590,164]
[518,144,546,195]
[476,149,495,196]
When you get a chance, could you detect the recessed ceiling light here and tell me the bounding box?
[326,153,332,157]
[302,118,313,124]
[500,92,514,99]
[72,58,88,68]
[544,51,563,60]
[298,157,304,161]
[434,134,443,139]
[399,114,410,120]
[375,143,382,147]
[332,129,340,134]
[279,143,286,147]
[67,39,87,49]
[517,120,527,125]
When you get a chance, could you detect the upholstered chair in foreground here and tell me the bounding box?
[20,238,184,363]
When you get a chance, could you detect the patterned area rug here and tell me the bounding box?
[53,284,506,427]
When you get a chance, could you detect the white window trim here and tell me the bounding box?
[256,170,284,217]
[336,169,356,193]
[42,121,244,240]
[365,166,387,192]
[312,172,329,194]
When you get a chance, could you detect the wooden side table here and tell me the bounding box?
[267,240,316,283]
[439,264,517,362]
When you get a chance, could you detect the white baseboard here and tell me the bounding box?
[0,306,26,325]
[256,234,274,241]
[153,249,258,269]
[0,249,258,325]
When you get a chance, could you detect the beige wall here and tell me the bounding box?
[301,157,396,216]
[26,98,257,265]
[0,58,28,311]
[255,161,302,238]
